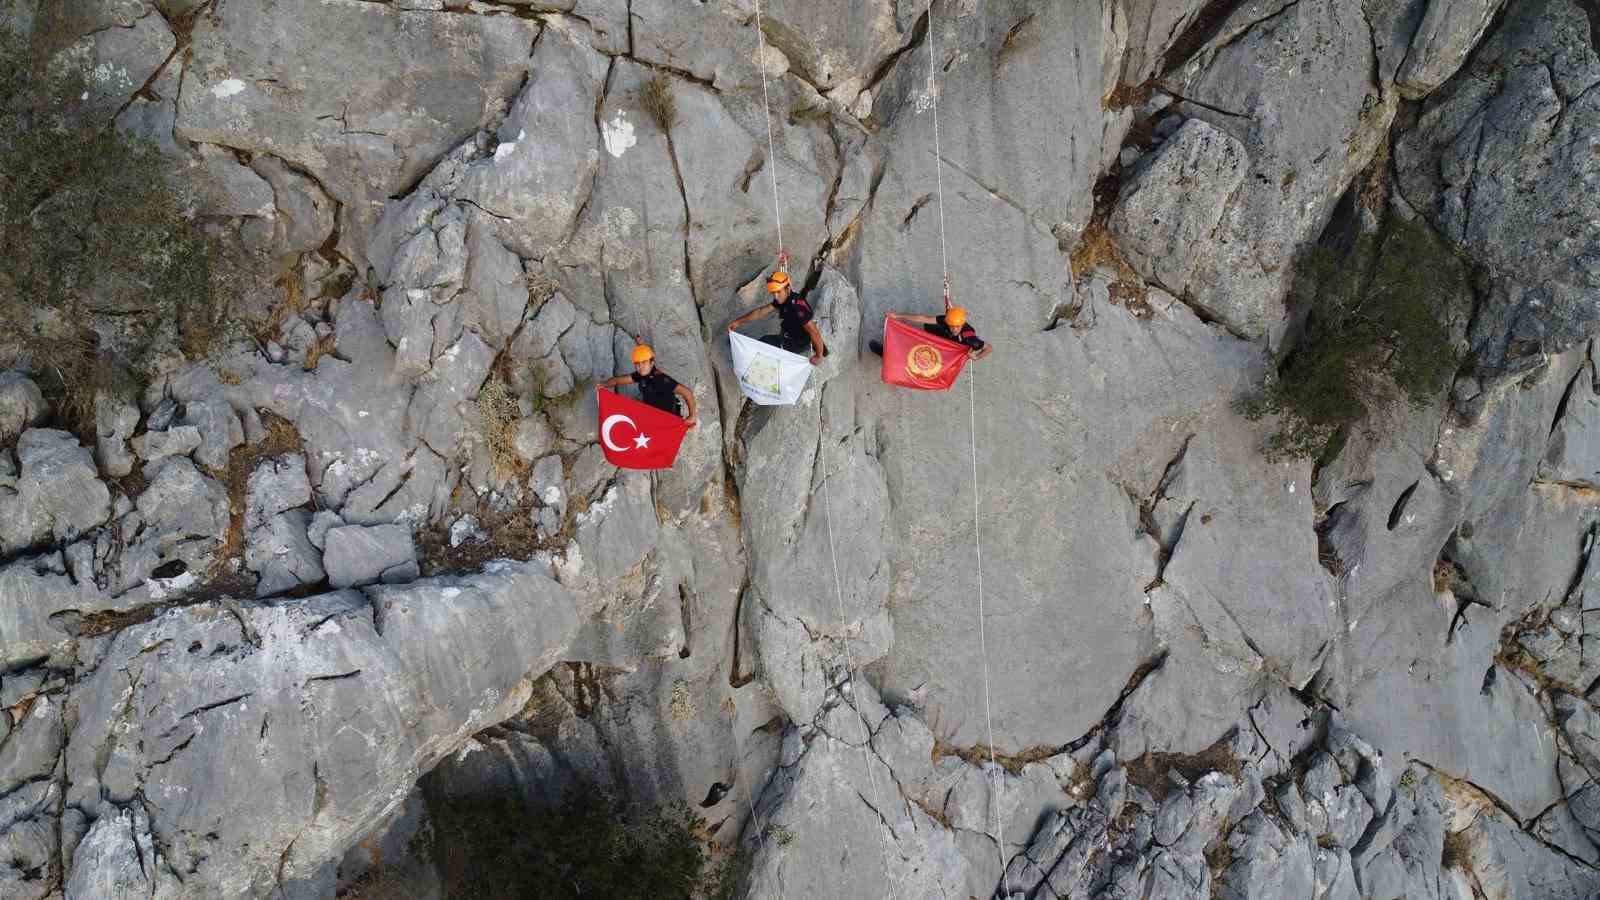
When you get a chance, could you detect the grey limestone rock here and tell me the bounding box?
[0,430,111,557]
[179,398,243,470]
[249,153,338,254]
[174,0,538,266]
[1541,356,1600,487]
[190,142,276,218]
[1395,0,1600,372]
[1395,0,1507,99]
[130,424,202,464]
[0,373,47,445]
[92,391,140,478]
[1110,117,1250,320]
[323,523,419,589]
[245,453,311,532]
[1148,0,1396,341]
[61,563,581,894]
[245,509,326,598]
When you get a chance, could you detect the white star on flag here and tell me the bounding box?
[633,433,651,449]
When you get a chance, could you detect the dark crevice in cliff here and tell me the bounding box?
[1158,0,1252,76]
[1064,651,1170,753]
[859,6,931,119]
[1386,480,1420,531]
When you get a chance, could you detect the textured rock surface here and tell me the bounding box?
[1396,0,1600,371]
[6,0,1600,896]
[60,563,579,895]
[323,523,419,589]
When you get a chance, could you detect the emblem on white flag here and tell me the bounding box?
[729,331,812,405]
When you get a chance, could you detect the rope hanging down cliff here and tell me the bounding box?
[924,0,1007,867]
[752,4,901,893]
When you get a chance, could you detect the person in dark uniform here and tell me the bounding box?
[726,270,828,365]
[598,344,698,426]
[869,306,992,361]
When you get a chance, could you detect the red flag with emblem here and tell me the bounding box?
[879,315,972,391]
[596,388,690,470]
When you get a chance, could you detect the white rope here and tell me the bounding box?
[925,0,950,301]
[750,6,897,893]
[819,413,901,900]
[928,0,1006,868]
[753,0,786,267]
[968,363,1005,867]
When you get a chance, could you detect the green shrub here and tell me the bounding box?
[0,24,238,431]
[1244,215,1465,460]
[421,786,746,900]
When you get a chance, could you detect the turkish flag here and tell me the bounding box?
[879,315,972,391]
[597,388,690,470]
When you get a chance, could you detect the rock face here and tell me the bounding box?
[60,563,579,895]
[7,0,1600,897]
[1396,0,1600,372]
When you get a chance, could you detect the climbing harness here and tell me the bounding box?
[925,0,1007,867]
[752,3,901,893]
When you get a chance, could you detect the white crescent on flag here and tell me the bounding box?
[729,331,812,405]
[601,414,636,452]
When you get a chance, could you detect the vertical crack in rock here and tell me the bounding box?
[1138,434,1195,590]
[859,6,931,111]
[729,574,757,688]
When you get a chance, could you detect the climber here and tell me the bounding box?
[597,344,698,427]
[869,306,992,361]
[726,270,828,365]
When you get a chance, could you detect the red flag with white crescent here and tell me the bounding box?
[596,388,689,470]
[879,315,972,391]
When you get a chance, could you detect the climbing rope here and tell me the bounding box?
[925,0,1006,867]
[752,0,786,270]
[748,4,899,892]
[925,2,951,307]
[818,412,902,900]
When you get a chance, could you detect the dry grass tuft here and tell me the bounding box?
[260,270,310,343]
[930,738,1060,777]
[212,411,305,575]
[639,73,678,133]
[1103,78,1158,110]
[476,377,523,476]
[1123,735,1244,803]
[304,332,338,371]
[1440,827,1473,872]
[1071,219,1150,311]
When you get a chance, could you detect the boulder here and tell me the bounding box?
[179,399,243,470]
[0,373,47,445]
[245,509,326,598]
[92,391,140,478]
[244,453,311,532]
[130,424,202,464]
[0,430,111,557]
[323,523,419,589]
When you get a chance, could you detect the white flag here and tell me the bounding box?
[730,331,812,405]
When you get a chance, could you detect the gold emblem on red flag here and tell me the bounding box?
[905,343,944,379]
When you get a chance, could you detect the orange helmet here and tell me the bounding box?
[945,306,967,328]
[630,344,655,364]
[766,271,791,293]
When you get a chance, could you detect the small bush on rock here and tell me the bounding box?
[0,25,240,431]
[1244,215,1465,460]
